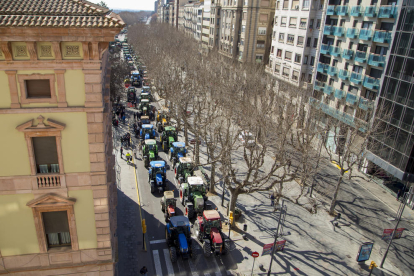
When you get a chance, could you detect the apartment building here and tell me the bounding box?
[209,0,222,50]
[217,0,242,59]
[267,0,325,87]
[202,1,212,50]
[169,0,176,27]
[0,0,124,274]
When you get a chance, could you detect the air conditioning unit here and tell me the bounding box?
[295,5,299,10]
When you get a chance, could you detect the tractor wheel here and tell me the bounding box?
[163,141,167,153]
[186,205,194,219]
[169,247,177,263]
[158,124,161,133]
[180,190,185,206]
[165,227,169,241]
[178,176,183,185]
[161,202,165,212]
[203,242,211,258]
[169,151,172,161]
[150,184,155,193]
[144,157,149,168]
[164,212,168,222]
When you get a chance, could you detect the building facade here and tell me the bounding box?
[0,0,124,274]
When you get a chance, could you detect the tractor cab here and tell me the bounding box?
[157,107,170,132]
[142,86,151,94]
[179,176,208,218]
[149,161,166,193]
[138,99,150,117]
[142,139,158,168]
[175,157,195,184]
[169,142,186,167]
[166,216,193,262]
[140,116,151,125]
[201,210,222,235]
[161,191,177,221]
[127,88,136,105]
[140,124,155,141]
[139,92,151,102]
[161,126,177,152]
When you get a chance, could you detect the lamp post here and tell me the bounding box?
[267,201,287,276]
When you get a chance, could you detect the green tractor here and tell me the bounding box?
[138,99,150,117]
[175,157,195,185]
[179,176,208,219]
[169,142,186,168]
[160,126,177,152]
[142,139,158,168]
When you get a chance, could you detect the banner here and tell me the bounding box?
[276,240,286,252]
[382,229,394,240]
[262,243,274,256]
[356,242,374,262]
[394,228,405,239]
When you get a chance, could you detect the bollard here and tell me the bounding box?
[243,224,248,231]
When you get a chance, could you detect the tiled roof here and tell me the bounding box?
[0,0,124,28]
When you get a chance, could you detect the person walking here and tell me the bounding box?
[125,151,132,165]
[120,147,123,159]
[270,193,275,206]
[140,266,148,276]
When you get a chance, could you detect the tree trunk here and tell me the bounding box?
[195,133,200,165]
[184,122,189,146]
[210,162,216,193]
[329,172,344,215]
[229,188,240,213]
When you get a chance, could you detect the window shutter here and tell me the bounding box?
[290,17,297,25]
[42,211,70,234]
[25,80,51,98]
[32,137,59,169]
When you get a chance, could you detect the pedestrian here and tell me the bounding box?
[397,189,402,201]
[120,147,123,159]
[122,114,126,124]
[140,266,148,276]
[270,193,275,206]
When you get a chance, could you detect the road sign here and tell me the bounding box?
[252,251,259,258]
[356,242,374,262]
[262,243,274,256]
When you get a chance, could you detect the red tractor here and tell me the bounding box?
[192,210,230,257]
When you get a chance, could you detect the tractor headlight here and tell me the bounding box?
[181,247,188,253]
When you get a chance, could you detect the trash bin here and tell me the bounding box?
[243,224,247,231]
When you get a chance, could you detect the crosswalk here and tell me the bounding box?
[151,243,228,276]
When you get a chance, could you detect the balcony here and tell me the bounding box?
[327,66,338,76]
[359,97,374,110]
[334,89,346,99]
[324,25,334,35]
[339,69,350,80]
[350,6,363,17]
[324,85,335,95]
[342,49,354,60]
[350,72,363,85]
[363,76,380,90]
[346,28,359,39]
[368,53,386,67]
[320,44,330,54]
[329,46,342,57]
[36,174,63,189]
[355,51,367,63]
[314,81,325,91]
[378,6,398,18]
[359,29,373,40]
[373,31,392,43]
[317,63,328,73]
[333,26,345,37]
[364,6,377,17]
[327,5,335,15]
[336,6,348,16]
[346,93,358,105]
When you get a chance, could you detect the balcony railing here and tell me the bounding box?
[336,6,348,16]
[320,44,330,54]
[373,31,392,43]
[363,76,380,90]
[37,174,62,189]
[346,93,358,105]
[355,50,367,63]
[359,29,373,40]
[368,53,386,67]
[342,49,354,60]
[314,81,325,91]
[339,69,350,80]
[359,97,374,110]
[378,6,398,18]
[350,6,363,17]
[346,28,359,39]
[364,6,377,17]
[329,46,342,57]
[350,72,363,85]
[317,63,329,73]
[324,25,334,35]
[334,89,346,99]
[327,66,338,76]
[324,85,335,95]
[333,26,345,37]
[327,5,335,15]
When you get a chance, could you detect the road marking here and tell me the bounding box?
[211,257,222,276]
[176,257,184,273]
[152,250,163,276]
[163,248,175,276]
[188,258,199,276]
[150,239,166,244]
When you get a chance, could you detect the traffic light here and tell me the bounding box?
[229,211,234,226]
[142,219,147,234]
[369,261,377,270]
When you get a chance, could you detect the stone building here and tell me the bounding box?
[0,0,124,275]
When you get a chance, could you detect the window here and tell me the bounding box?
[256,55,264,62]
[275,63,281,73]
[274,16,278,25]
[303,55,308,64]
[261,0,270,7]
[283,0,289,9]
[279,33,285,42]
[306,37,311,47]
[26,80,51,98]
[300,18,307,29]
[271,46,274,53]
[297,36,304,46]
[316,19,321,29]
[285,51,292,61]
[329,78,335,85]
[33,137,59,174]
[333,59,338,67]
[243,12,247,20]
[242,25,246,32]
[294,53,301,63]
[277,49,282,58]
[259,14,268,22]
[281,17,287,27]
[313,38,318,48]
[17,74,59,105]
[273,31,276,38]
[283,67,290,77]
[291,0,299,9]
[308,74,313,82]
[310,56,315,66]
[309,19,314,29]
[289,17,297,27]
[257,41,265,48]
[287,34,295,44]
[303,0,310,9]
[258,27,267,35]
[292,71,299,81]
[43,211,71,248]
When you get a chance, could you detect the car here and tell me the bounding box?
[238,131,256,147]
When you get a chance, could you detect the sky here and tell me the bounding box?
[90,0,157,11]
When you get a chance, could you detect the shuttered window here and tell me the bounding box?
[42,211,71,247]
[289,17,297,27]
[283,67,290,77]
[25,80,51,98]
[32,137,59,174]
[275,64,281,73]
[285,51,292,60]
[281,17,287,26]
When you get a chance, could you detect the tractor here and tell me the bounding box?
[140,125,156,141]
[160,191,177,222]
[165,216,194,263]
[140,115,151,126]
[157,108,170,132]
[138,99,150,117]
[160,126,177,152]
[142,86,150,94]
[148,161,166,193]
[179,176,208,219]
[142,139,158,168]
[192,210,230,257]
[139,92,151,103]
[124,78,130,88]
[169,142,186,168]
[175,157,195,185]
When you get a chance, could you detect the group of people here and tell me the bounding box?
[114,104,127,124]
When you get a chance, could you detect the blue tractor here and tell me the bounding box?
[149,161,167,193]
[140,124,156,141]
[169,142,186,168]
[165,216,194,263]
